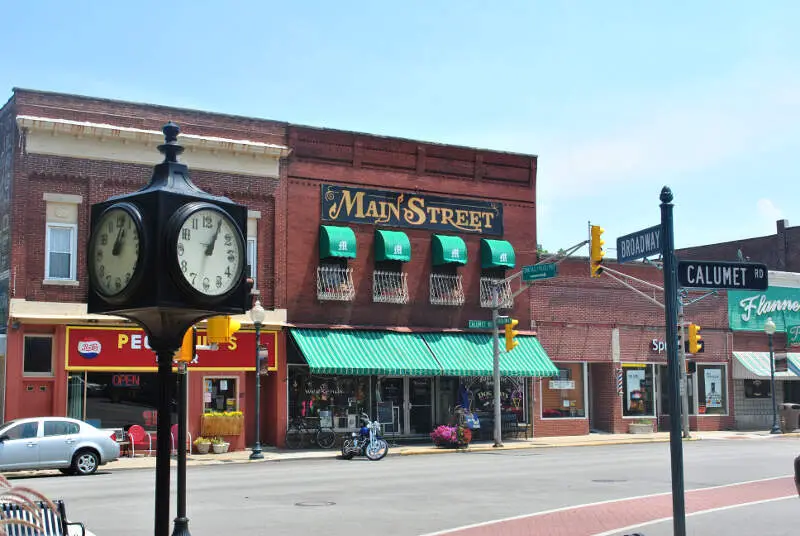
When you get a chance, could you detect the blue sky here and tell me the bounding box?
[3,1,798,255]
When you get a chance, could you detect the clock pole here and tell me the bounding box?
[87,123,251,536]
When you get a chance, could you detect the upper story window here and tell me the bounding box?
[46,223,77,280]
[43,193,82,285]
[247,211,260,289]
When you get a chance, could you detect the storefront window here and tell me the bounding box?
[462,377,526,423]
[622,364,655,417]
[83,372,177,430]
[744,379,770,399]
[287,370,370,429]
[204,378,239,412]
[697,364,727,415]
[541,363,586,418]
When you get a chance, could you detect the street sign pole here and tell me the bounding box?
[660,186,686,536]
[491,284,503,448]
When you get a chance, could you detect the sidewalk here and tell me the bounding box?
[99,429,799,472]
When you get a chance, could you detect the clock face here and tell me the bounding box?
[91,207,141,297]
[175,208,244,296]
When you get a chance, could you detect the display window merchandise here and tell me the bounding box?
[695,364,728,415]
[622,364,654,417]
[204,377,239,413]
[541,363,586,419]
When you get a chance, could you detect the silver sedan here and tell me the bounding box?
[0,417,120,475]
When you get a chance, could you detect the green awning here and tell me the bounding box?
[732,352,800,380]
[432,234,467,266]
[290,329,441,376]
[375,230,411,262]
[319,225,357,259]
[421,333,558,377]
[480,239,515,269]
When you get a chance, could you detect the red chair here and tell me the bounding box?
[170,424,192,455]
[127,424,153,457]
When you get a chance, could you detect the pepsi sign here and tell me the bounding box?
[77,339,102,359]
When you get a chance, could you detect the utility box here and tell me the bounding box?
[779,403,800,433]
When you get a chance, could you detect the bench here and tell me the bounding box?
[475,412,526,440]
[1,499,85,535]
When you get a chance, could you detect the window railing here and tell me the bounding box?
[479,277,513,309]
[372,270,409,304]
[429,273,465,306]
[317,265,356,301]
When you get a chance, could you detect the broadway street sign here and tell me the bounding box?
[677,260,768,291]
[617,224,661,263]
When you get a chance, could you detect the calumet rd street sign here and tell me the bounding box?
[677,260,768,291]
[616,224,661,263]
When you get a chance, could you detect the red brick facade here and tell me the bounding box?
[285,125,538,329]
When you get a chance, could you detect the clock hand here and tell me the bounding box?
[111,226,124,256]
[205,219,223,256]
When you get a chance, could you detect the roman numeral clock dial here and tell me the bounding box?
[88,204,143,301]
[174,206,244,298]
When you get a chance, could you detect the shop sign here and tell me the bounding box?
[112,374,140,387]
[548,380,575,390]
[789,325,800,347]
[727,286,800,332]
[65,326,279,371]
[321,184,503,235]
[651,339,666,353]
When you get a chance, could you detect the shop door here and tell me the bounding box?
[408,378,433,435]
[18,381,53,419]
[379,378,405,435]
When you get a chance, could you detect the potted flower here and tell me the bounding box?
[210,436,230,454]
[193,436,211,454]
[430,425,472,448]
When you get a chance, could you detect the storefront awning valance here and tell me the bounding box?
[432,235,467,266]
[732,352,800,380]
[420,333,558,377]
[480,239,515,269]
[289,329,441,376]
[319,225,357,259]
[374,230,411,262]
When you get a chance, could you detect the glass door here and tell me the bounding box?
[378,377,405,435]
[408,377,433,435]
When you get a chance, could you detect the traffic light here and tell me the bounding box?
[173,328,194,363]
[590,225,605,277]
[206,316,242,344]
[688,323,703,354]
[505,318,519,352]
[686,360,697,374]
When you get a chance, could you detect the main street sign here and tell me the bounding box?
[522,263,557,282]
[677,260,768,291]
[616,224,661,263]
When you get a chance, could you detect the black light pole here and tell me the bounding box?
[660,186,686,536]
[765,317,782,434]
[249,300,266,459]
[172,327,195,536]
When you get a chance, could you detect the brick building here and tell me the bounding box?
[530,257,733,436]
[0,89,291,450]
[282,124,558,441]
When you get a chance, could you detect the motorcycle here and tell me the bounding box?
[340,413,389,461]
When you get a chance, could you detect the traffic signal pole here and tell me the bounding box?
[491,284,503,448]
[678,304,691,439]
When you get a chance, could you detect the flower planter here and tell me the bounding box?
[194,442,211,454]
[629,423,653,434]
[211,442,230,454]
[430,425,472,448]
[201,413,244,437]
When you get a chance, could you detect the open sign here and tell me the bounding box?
[651,339,666,353]
[112,374,141,387]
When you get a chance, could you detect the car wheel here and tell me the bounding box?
[71,449,99,476]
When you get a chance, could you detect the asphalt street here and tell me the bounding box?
[6,438,800,536]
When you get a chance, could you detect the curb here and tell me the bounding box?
[397,436,701,455]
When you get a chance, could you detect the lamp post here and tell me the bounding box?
[249,300,266,459]
[764,317,782,434]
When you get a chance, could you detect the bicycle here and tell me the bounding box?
[284,416,337,449]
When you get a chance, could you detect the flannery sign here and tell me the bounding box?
[321,184,503,235]
[727,286,800,332]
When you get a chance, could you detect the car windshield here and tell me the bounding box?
[0,420,17,433]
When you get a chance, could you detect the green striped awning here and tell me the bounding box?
[432,234,467,266]
[421,333,558,377]
[290,329,441,376]
[732,352,800,380]
[319,225,357,259]
[480,239,516,269]
[375,230,411,262]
